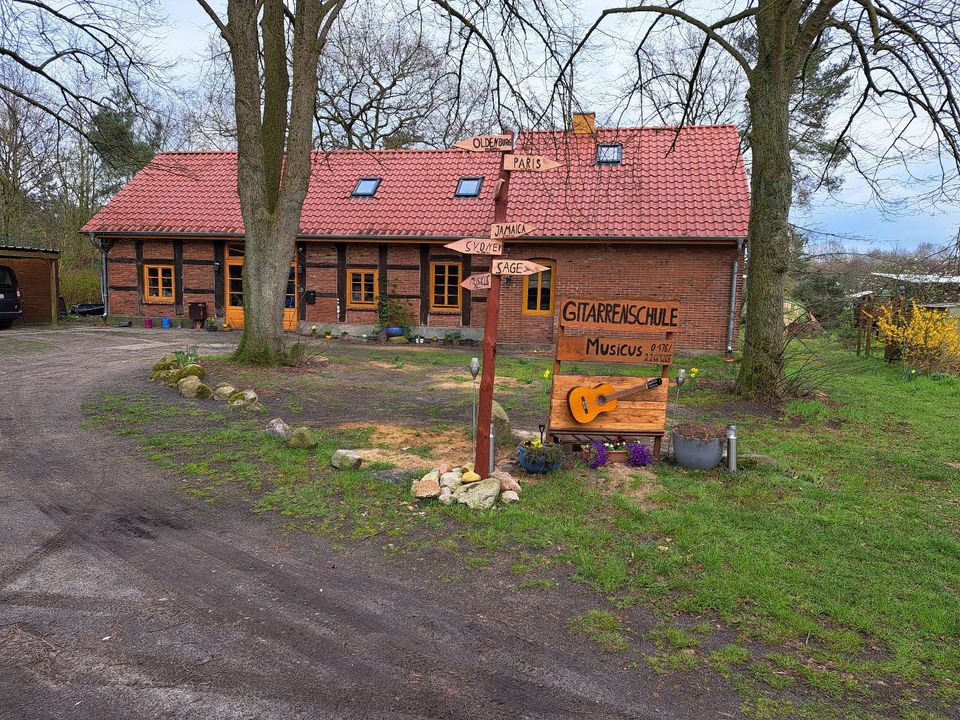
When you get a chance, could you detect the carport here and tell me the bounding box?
[0,245,60,324]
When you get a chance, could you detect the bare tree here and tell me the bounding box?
[197,0,346,364]
[0,0,162,138]
[432,0,960,398]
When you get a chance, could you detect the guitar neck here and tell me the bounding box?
[607,379,663,402]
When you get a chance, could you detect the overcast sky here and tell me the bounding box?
[160,0,960,252]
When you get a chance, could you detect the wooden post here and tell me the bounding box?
[474,136,513,476]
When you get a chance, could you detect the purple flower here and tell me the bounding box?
[585,439,609,468]
[626,441,653,467]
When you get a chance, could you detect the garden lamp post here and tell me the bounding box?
[470,357,480,445]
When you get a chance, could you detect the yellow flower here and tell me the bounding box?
[690,367,699,377]
[543,369,551,379]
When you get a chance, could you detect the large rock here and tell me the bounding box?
[228,389,258,408]
[266,418,292,441]
[214,383,236,400]
[175,364,205,382]
[455,477,500,510]
[439,470,463,492]
[287,426,317,449]
[491,400,511,446]
[331,449,363,470]
[178,376,211,399]
[489,470,521,494]
[411,471,441,498]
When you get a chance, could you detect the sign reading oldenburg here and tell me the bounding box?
[490,221,535,240]
[491,259,549,276]
[503,154,563,172]
[461,273,492,292]
[444,238,503,256]
[453,134,514,152]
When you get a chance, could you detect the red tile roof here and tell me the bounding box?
[82,125,749,239]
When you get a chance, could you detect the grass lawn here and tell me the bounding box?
[85,340,960,719]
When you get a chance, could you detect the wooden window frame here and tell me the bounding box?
[143,264,175,303]
[521,259,556,316]
[346,269,378,308]
[430,261,462,311]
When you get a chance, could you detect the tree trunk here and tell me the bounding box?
[736,5,798,399]
[224,0,337,365]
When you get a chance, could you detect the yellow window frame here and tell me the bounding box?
[347,269,378,308]
[522,259,556,316]
[430,261,462,310]
[143,264,175,303]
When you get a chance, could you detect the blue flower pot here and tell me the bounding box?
[384,326,405,338]
[518,446,561,474]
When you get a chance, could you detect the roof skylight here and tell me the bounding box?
[352,177,381,197]
[596,144,623,165]
[455,177,483,198]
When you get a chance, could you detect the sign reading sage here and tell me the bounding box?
[559,298,681,332]
[557,336,675,365]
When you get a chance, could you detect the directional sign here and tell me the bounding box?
[491,259,549,276]
[503,154,563,172]
[444,238,503,256]
[453,134,514,152]
[490,221,536,240]
[461,273,492,292]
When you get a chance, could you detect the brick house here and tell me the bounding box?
[82,120,749,352]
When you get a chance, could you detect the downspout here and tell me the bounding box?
[90,232,108,319]
[726,238,745,354]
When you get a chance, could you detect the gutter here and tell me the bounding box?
[726,237,745,353]
[89,232,108,319]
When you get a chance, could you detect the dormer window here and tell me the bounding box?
[352,177,381,197]
[596,144,623,165]
[455,177,483,198]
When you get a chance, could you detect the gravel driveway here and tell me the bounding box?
[0,325,742,719]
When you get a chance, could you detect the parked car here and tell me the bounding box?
[0,265,22,329]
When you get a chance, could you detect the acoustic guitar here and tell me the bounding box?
[567,377,664,424]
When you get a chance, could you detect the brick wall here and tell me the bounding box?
[1,256,56,323]
[494,242,744,351]
[105,237,744,351]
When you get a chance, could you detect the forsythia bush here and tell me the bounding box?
[873,302,960,374]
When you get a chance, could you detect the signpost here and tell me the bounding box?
[444,238,503,256]
[503,154,563,172]
[460,273,492,292]
[453,134,514,152]
[447,132,562,476]
[491,259,549,276]
[548,298,681,459]
[490,221,536,240]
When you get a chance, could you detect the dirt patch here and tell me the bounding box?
[673,423,726,441]
[338,422,474,468]
[592,464,660,510]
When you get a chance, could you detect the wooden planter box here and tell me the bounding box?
[582,448,628,463]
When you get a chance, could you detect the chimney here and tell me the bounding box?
[572,112,595,135]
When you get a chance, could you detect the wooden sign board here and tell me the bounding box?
[549,374,668,434]
[557,336,675,365]
[454,134,514,152]
[490,221,535,240]
[445,238,503,256]
[504,154,563,172]
[461,272,491,292]
[559,298,681,332]
[491,259,549,276]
